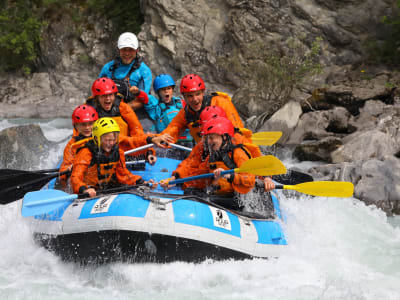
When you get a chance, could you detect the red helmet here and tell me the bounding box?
[202,117,234,137]
[180,74,205,93]
[91,77,117,96]
[199,106,227,124]
[72,105,98,124]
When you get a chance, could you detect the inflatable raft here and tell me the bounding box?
[23,157,287,264]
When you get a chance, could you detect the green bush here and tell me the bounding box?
[0,0,45,74]
[219,37,323,109]
[0,0,143,74]
[87,0,143,38]
[365,0,400,65]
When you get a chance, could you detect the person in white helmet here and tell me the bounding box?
[99,32,152,112]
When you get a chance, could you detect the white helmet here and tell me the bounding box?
[117,32,139,50]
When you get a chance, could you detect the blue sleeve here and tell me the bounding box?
[144,95,162,121]
[137,62,152,94]
[99,61,114,78]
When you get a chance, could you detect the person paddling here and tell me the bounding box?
[71,118,156,197]
[161,117,254,192]
[59,105,98,187]
[162,106,273,192]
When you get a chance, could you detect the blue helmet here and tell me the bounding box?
[153,74,175,93]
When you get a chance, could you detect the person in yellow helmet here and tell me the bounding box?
[71,117,156,197]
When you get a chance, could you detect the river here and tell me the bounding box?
[0,119,399,299]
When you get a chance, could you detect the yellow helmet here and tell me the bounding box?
[92,117,120,145]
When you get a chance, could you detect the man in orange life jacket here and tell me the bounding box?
[162,106,275,192]
[149,74,244,147]
[71,118,156,197]
[59,104,99,186]
[161,117,255,195]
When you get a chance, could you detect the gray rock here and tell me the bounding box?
[293,137,343,162]
[354,157,400,215]
[0,125,53,169]
[257,101,303,144]
[331,130,397,163]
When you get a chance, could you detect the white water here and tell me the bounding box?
[1,119,399,299]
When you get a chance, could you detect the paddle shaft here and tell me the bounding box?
[124,143,154,155]
[169,170,233,185]
[170,143,192,152]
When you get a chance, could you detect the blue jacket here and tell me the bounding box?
[99,58,152,94]
[145,95,191,140]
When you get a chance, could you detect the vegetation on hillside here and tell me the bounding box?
[219,37,323,111]
[0,0,143,74]
[365,0,400,66]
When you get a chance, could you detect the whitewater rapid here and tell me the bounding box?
[0,119,399,299]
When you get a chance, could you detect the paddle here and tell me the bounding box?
[0,168,61,190]
[170,132,283,152]
[272,169,314,185]
[168,155,287,185]
[0,168,60,179]
[251,131,282,146]
[0,170,70,205]
[275,181,354,198]
[170,143,193,152]
[124,143,154,155]
[22,184,148,217]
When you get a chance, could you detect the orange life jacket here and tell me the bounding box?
[207,145,255,194]
[76,140,120,190]
[86,96,130,136]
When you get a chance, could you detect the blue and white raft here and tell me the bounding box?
[23,157,287,264]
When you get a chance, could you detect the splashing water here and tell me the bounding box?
[1,119,399,299]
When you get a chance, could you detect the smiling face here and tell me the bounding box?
[100,132,118,153]
[206,133,223,152]
[159,86,174,103]
[119,47,137,64]
[182,90,204,112]
[97,93,115,111]
[74,121,95,137]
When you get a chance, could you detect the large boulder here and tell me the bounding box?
[354,156,400,215]
[0,125,52,169]
[331,129,397,163]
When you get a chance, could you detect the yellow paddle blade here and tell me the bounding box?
[283,181,354,197]
[251,131,282,146]
[234,155,287,176]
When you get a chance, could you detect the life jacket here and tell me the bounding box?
[155,96,184,133]
[232,128,262,158]
[207,143,253,194]
[77,140,121,190]
[110,57,142,102]
[183,91,235,142]
[86,96,129,136]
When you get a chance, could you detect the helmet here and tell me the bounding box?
[201,117,234,137]
[180,74,205,93]
[72,105,98,124]
[117,32,139,50]
[199,106,227,124]
[153,74,175,93]
[92,77,117,96]
[92,117,120,146]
